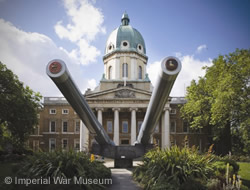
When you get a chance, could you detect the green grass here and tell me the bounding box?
[238,162,250,188]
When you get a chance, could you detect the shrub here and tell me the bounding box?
[206,178,221,190]
[17,150,111,190]
[212,161,234,184]
[214,155,239,174]
[133,146,214,190]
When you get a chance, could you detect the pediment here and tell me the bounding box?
[114,89,135,98]
[85,87,151,100]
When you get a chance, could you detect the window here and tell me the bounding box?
[107,120,113,133]
[62,109,69,114]
[170,121,176,133]
[137,121,143,132]
[170,109,176,114]
[62,121,68,132]
[108,66,112,80]
[75,120,80,133]
[50,121,56,132]
[74,139,80,151]
[62,139,68,150]
[121,139,129,145]
[137,44,143,53]
[121,41,129,49]
[122,63,128,78]
[108,44,114,51]
[122,121,128,133]
[33,140,39,151]
[183,121,189,133]
[49,138,56,152]
[50,109,56,114]
[138,66,142,79]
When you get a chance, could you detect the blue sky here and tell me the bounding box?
[0,0,249,97]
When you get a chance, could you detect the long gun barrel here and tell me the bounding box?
[137,56,182,144]
[46,59,115,146]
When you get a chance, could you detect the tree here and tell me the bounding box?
[0,62,42,152]
[181,49,250,155]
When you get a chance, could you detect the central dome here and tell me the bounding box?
[104,13,147,58]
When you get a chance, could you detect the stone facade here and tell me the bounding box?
[28,97,209,152]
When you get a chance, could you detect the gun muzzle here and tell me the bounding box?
[46,59,115,146]
[136,56,182,145]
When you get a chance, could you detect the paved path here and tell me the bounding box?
[104,161,142,190]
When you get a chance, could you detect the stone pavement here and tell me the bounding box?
[104,160,142,190]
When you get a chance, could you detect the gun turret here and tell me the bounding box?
[136,56,182,144]
[46,59,115,146]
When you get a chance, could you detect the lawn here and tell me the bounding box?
[238,162,250,188]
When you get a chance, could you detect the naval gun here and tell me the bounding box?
[46,56,181,168]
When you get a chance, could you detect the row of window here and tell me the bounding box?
[107,41,144,53]
[30,139,80,152]
[49,120,80,133]
[107,64,143,80]
[50,109,71,114]
[107,120,135,133]
[48,120,196,134]
[49,138,80,152]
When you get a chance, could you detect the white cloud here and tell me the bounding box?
[87,78,97,90]
[147,61,161,89]
[147,54,212,97]
[54,0,105,65]
[0,19,98,97]
[196,44,207,54]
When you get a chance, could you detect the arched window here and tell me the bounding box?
[122,63,128,78]
[108,66,112,80]
[138,66,142,79]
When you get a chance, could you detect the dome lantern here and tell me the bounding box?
[121,12,130,26]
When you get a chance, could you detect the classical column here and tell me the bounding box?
[96,108,104,125]
[130,108,138,145]
[80,121,89,151]
[112,108,120,145]
[162,107,171,149]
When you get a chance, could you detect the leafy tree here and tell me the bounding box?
[181,49,250,155]
[0,62,42,152]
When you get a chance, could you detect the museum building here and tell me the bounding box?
[28,13,209,152]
